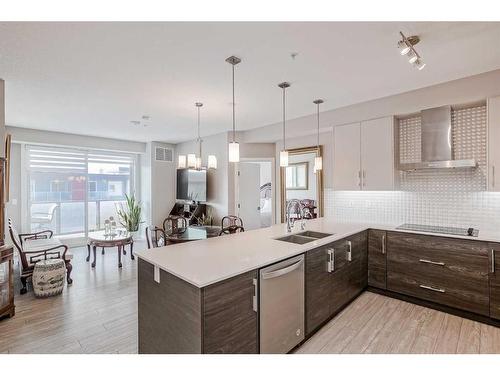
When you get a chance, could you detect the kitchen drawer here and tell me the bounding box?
[387,232,489,279]
[387,232,490,316]
[387,270,489,316]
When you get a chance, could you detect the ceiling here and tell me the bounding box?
[1,22,500,144]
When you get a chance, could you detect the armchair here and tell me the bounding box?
[8,218,73,294]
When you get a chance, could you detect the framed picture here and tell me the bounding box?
[285,162,308,190]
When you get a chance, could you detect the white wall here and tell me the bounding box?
[5,143,21,240]
[6,126,146,154]
[149,141,177,228]
[243,69,500,144]
[0,79,5,157]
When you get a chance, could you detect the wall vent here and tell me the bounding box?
[155,147,173,162]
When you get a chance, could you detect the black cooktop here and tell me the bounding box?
[396,223,479,237]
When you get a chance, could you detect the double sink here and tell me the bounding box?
[275,231,333,245]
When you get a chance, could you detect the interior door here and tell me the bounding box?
[237,163,261,231]
[361,117,394,190]
[333,122,361,190]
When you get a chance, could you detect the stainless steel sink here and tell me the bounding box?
[297,231,332,239]
[275,234,316,245]
[275,231,333,245]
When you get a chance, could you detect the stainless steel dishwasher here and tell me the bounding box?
[259,254,305,353]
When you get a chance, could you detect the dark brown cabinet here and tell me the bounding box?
[387,232,490,316]
[305,231,367,335]
[489,243,500,320]
[203,270,258,353]
[138,260,258,354]
[368,229,387,289]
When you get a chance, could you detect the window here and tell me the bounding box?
[285,162,308,190]
[27,145,136,236]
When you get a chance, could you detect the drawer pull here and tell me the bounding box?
[419,284,445,293]
[327,249,335,273]
[492,249,496,274]
[419,259,445,266]
[346,241,352,262]
[381,234,386,254]
[252,278,258,312]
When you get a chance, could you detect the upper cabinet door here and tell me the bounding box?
[360,117,395,191]
[488,96,500,191]
[333,122,361,190]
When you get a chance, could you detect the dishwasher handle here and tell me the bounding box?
[261,259,304,280]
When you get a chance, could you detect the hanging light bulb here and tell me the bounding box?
[413,58,426,70]
[187,154,196,168]
[226,56,241,163]
[398,40,411,55]
[278,82,291,167]
[407,50,418,64]
[178,154,187,169]
[207,154,217,169]
[313,99,324,173]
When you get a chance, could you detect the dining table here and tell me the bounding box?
[167,225,221,243]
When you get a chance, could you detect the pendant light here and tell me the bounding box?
[226,55,241,163]
[278,82,290,167]
[178,154,187,169]
[313,99,324,173]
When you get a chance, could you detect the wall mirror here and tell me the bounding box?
[280,146,323,223]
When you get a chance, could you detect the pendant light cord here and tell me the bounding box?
[232,64,236,143]
[198,105,202,157]
[316,102,320,147]
[282,86,286,149]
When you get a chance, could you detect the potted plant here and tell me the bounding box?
[117,193,143,238]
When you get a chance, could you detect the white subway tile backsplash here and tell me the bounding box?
[325,189,500,231]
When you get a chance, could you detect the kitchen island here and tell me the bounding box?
[135,218,500,354]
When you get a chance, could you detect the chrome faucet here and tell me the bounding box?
[286,199,306,233]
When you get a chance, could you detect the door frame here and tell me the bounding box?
[234,157,276,226]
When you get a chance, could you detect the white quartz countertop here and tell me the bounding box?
[134,218,500,288]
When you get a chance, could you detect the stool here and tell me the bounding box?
[32,259,66,298]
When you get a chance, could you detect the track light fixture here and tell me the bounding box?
[397,31,425,71]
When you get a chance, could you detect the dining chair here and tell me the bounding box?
[221,215,244,230]
[162,215,188,236]
[145,226,167,249]
[218,225,245,236]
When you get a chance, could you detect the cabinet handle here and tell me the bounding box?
[327,249,335,273]
[381,234,386,254]
[358,170,362,189]
[419,259,445,266]
[362,170,366,187]
[493,166,496,188]
[346,241,352,262]
[252,278,258,312]
[492,249,496,274]
[419,284,445,293]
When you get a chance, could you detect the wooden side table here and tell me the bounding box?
[0,245,15,319]
[86,231,134,268]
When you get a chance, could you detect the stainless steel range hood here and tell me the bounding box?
[399,105,478,171]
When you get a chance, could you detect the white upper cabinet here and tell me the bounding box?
[333,122,361,190]
[360,117,395,191]
[488,96,500,191]
[333,117,394,191]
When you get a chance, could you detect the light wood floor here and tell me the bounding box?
[0,243,140,354]
[2,244,500,354]
[296,291,500,354]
